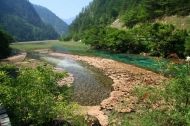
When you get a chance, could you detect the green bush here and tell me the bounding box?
[82,26,106,49]
[0,29,14,58]
[59,35,72,41]
[123,63,190,126]
[150,23,187,57]
[0,65,79,126]
[82,23,188,57]
[72,34,81,41]
[104,27,134,53]
[160,63,190,126]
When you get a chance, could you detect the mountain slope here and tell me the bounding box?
[70,0,190,36]
[0,0,59,41]
[69,0,190,58]
[33,5,68,35]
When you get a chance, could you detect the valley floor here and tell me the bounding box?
[9,41,170,125]
[49,52,167,126]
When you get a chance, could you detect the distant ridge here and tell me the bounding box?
[33,4,69,35]
[64,17,76,25]
[0,0,58,41]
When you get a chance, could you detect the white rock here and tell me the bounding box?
[186,56,190,62]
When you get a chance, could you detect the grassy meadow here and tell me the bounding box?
[11,40,90,53]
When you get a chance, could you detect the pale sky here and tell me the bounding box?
[29,0,93,19]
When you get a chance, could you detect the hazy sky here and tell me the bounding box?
[29,0,92,19]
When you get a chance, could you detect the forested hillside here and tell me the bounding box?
[0,0,59,41]
[69,0,190,58]
[70,0,190,36]
[33,5,68,35]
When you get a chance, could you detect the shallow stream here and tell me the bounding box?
[41,55,113,106]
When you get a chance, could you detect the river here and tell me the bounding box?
[40,55,113,106]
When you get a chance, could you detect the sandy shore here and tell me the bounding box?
[49,52,167,125]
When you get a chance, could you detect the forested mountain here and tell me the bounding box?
[69,0,190,58]
[33,5,68,35]
[0,0,59,41]
[70,0,190,36]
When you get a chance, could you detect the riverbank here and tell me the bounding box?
[11,41,170,73]
[49,52,167,125]
[3,51,167,125]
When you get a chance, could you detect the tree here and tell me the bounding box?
[149,23,187,57]
[82,26,106,49]
[0,29,14,58]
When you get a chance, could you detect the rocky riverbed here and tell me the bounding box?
[4,52,166,126]
[49,52,167,126]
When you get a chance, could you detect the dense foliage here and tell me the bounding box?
[82,23,188,57]
[0,29,14,58]
[0,0,59,41]
[33,5,68,35]
[70,0,190,37]
[122,63,190,126]
[185,35,190,55]
[69,0,123,38]
[0,65,81,125]
[122,0,190,27]
[68,0,190,58]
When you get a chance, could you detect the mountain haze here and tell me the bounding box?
[0,0,58,41]
[33,5,68,35]
[64,17,75,25]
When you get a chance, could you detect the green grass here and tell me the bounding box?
[11,41,54,51]
[11,40,169,73]
[11,40,93,56]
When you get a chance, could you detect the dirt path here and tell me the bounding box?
[49,52,167,125]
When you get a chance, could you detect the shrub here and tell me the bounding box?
[82,26,106,49]
[0,29,14,58]
[72,34,80,41]
[82,23,188,57]
[124,63,190,126]
[104,27,135,53]
[149,23,188,57]
[59,34,72,41]
[0,65,78,125]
